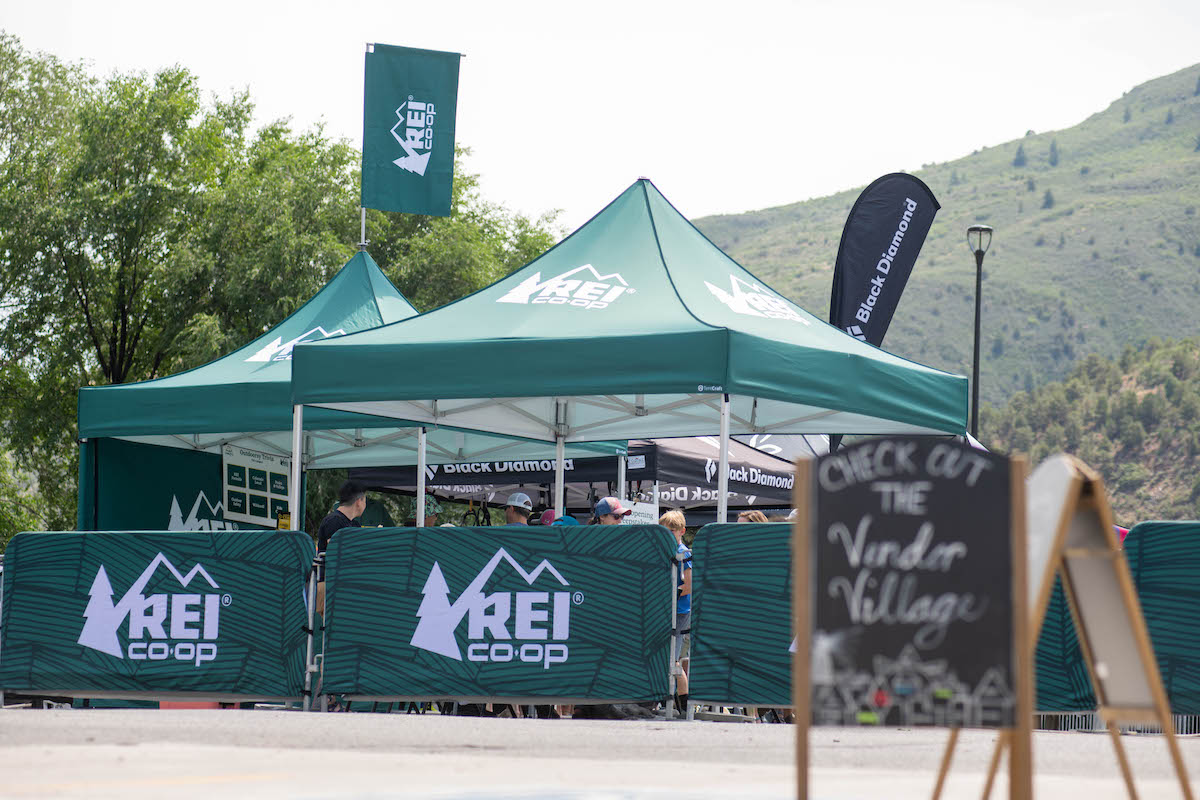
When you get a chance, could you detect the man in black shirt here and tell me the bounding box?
[317,480,367,553]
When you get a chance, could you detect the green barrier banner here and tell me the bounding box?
[1124,521,1200,714]
[689,523,792,707]
[0,530,313,699]
[323,525,675,700]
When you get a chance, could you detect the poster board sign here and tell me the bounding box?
[0,530,313,700]
[793,439,1032,800]
[971,454,1193,800]
[808,437,1016,728]
[622,499,660,526]
[321,525,675,702]
[689,523,792,706]
[222,445,291,526]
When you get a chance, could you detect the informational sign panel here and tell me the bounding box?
[810,437,1015,728]
[222,445,290,526]
[622,499,660,526]
[0,530,313,700]
[322,525,675,701]
[689,523,792,706]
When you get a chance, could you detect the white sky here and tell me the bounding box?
[4,0,1199,230]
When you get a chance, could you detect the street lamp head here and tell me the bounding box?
[967,225,993,256]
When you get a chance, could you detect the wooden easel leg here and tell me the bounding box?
[981,730,1008,800]
[1106,721,1139,800]
[1163,724,1195,800]
[931,728,960,800]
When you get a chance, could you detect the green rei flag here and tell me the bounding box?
[361,43,460,217]
[323,525,675,701]
[0,530,313,699]
[689,523,793,707]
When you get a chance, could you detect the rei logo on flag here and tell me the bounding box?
[391,97,437,176]
[361,44,461,217]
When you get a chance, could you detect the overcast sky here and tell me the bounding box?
[4,1,1199,231]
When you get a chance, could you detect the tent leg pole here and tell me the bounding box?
[555,434,565,518]
[718,394,730,523]
[290,405,304,527]
[617,453,627,503]
[417,427,427,527]
[302,563,317,711]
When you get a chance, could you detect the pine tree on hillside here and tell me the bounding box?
[1027,177,1036,192]
[1013,144,1027,167]
[1166,109,1175,125]
[1049,139,1059,167]
[1042,190,1055,209]
[1124,106,1132,123]
[1194,75,1200,96]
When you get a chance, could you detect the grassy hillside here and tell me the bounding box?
[696,64,1200,405]
[981,337,1200,525]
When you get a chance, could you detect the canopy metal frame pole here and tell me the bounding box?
[617,454,627,503]
[554,435,566,517]
[416,427,427,527]
[717,394,731,523]
[289,405,304,525]
[301,562,317,711]
[552,400,567,517]
[359,208,368,252]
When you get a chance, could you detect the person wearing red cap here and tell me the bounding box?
[592,496,632,525]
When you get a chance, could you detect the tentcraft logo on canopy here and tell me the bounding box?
[391,96,437,176]
[704,275,810,324]
[496,264,633,311]
[245,326,346,363]
[411,548,576,670]
[78,553,226,667]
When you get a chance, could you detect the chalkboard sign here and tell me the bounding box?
[809,437,1015,729]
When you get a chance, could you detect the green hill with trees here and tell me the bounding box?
[982,337,1200,526]
[696,63,1200,406]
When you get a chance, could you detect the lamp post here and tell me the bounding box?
[967,225,993,438]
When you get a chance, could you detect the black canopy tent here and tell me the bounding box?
[350,435,825,522]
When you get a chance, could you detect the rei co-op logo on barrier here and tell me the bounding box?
[704,275,810,324]
[391,96,437,176]
[77,553,227,667]
[411,548,580,670]
[496,264,633,311]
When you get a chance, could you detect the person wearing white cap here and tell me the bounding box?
[503,492,533,526]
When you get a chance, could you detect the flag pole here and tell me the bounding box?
[359,42,372,253]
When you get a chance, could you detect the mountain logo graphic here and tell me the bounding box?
[495,264,632,311]
[411,548,575,669]
[391,97,436,176]
[245,326,347,363]
[78,553,224,666]
[168,491,237,531]
[846,325,867,341]
[704,275,810,324]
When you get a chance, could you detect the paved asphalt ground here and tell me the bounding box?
[2,710,1200,799]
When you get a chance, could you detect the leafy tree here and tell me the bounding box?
[0,451,39,552]
[1048,139,1059,167]
[0,34,562,530]
[1013,144,1027,167]
[1042,190,1055,209]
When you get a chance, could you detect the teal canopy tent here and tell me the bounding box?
[76,252,622,530]
[291,180,968,521]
